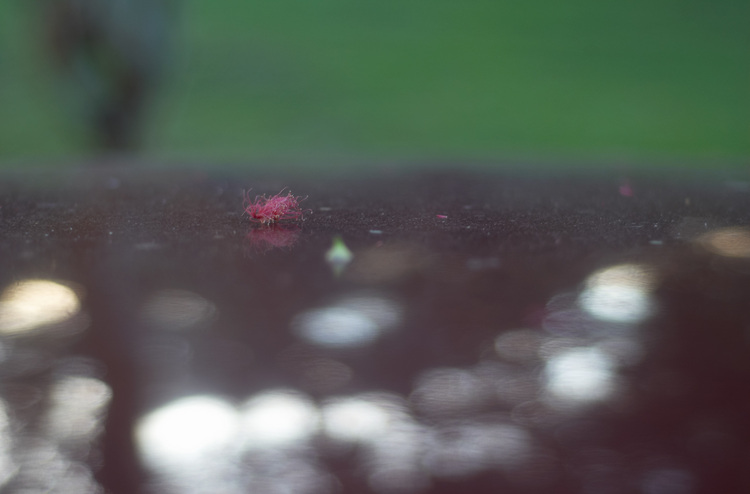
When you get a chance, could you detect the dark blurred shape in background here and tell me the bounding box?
[43,0,175,151]
[0,0,747,167]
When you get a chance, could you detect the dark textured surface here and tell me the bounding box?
[0,167,749,493]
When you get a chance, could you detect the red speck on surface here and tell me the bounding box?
[243,189,307,224]
[436,214,448,219]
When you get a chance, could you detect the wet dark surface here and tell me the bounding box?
[1,167,750,494]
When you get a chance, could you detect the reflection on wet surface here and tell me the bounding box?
[293,294,401,348]
[0,279,84,336]
[1,169,750,493]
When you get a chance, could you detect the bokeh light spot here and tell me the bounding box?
[322,396,393,443]
[0,280,82,335]
[544,347,616,404]
[135,395,239,469]
[698,227,750,258]
[579,264,657,324]
[292,295,401,348]
[240,390,319,449]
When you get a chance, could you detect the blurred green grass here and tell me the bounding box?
[1,0,748,169]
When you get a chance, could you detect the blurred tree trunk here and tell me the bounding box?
[44,0,177,152]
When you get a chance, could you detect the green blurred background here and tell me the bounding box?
[1,0,747,171]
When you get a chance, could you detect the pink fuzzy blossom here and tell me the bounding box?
[243,189,307,225]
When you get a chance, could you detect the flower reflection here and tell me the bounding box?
[578,263,657,324]
[292,294,401,348]
[245,225,301,254]
[0,279,83,335]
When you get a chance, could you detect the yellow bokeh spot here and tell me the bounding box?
[0,279,81,335]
